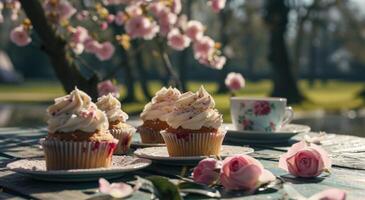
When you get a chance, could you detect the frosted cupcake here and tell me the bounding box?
[161,86,225,157]
[96,94,135,154]
[42,88,118,170]
[138,87,181,144]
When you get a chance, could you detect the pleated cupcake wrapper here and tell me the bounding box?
[110,127,136,155]
[138,126,165,144]
[160,129,227,157]
[40,138,118,170]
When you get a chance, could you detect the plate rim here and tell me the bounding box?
[134,145,254,161]
[6,156,152,176]
[225,123,311,134]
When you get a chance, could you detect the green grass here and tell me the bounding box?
[0,80,364,122]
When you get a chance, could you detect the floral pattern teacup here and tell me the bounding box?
[230,97,293,132]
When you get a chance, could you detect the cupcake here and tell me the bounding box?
[96,94,135,154]
[138,87,181,144]
[42,88,118,170]
[161,86,225,157]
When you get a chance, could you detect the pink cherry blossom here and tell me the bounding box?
[208,0,226,13]
[10,26,31,47]
[115,11,127,26]
[185,20,204,41]
[172,0,182,14]
[71,26,88,44]
[279,141,331,178]
[97,80,120,98]
[57,0,76,20]
[167,29,191,51]
[157,8,177,36]
[220,155,275,191]
[192,158,221,185]
[99,178,133,198]
[95,42,115,61]
[125,15,158,39]
[193,36,215,59]
[84,39,102,53]
[209,55,226,69]
[125,4,143,17]
[148,2,165,16]
[225,72,245,91]
[309,188,346,200]
[106,14,115,24]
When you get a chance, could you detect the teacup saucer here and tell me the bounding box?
[224,123,310,144]
[7,156,151,182]
[134,145,254,166]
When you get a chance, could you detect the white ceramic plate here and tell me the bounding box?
[134,145,254,166]
[224,123,310,144]
[7,156,151,182]
[130,133,166,148]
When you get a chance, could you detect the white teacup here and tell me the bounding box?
[230,97,294,132]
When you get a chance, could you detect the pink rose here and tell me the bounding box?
[253,101,271,116]
[95,42,115,61]
[10,26,31,47]
[97,80,120,98]
[192,158,221,185]
[279,141,331,178]
[167,29,191,51]
[208,0,226,13]
[225,72,245,91]
[193,36,215,59]
[309,188,346,200]
[220,155,275,191]
[185,20,204,41]
[99,178,133,198]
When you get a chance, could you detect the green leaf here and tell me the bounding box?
[147,176,183,200]
[178,182,221,198]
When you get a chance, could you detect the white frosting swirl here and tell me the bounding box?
[96,93,129,123]
[140,87,181,121]
[47,88,109,133]
[166,86,223,130]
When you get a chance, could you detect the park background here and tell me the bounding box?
[0,0,364,136]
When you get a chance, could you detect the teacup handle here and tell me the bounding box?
[282,106,294,126]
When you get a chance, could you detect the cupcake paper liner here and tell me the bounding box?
[138,126,165,144]
[110,127,136,155]
[160,129,227,157]
[40,138,118,170]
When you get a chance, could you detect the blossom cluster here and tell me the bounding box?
[7,0,227,69]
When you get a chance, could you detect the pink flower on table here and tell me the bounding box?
[10,26,31,47]
[185,20,204,41]
[167,29,191,51]
[208,0,226,13]
[71,26,89,44]
[84,39,101,53]
[95,42,115,61]
[193,36,215,59]
[220,155,275,191]
[225,72,245,91]
[115,11,127,25]
[192,158,221,185]
[125,16,159,39]
[309,188,346,200]
[97,80,120,98]
[279,141,331,178]
[253,101,271,116]
[99,178,133,198]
